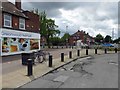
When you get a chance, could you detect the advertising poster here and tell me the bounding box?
[2,37,39,55]
[30,39,39,50]
[1,28,40,56]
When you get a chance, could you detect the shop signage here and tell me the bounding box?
[0,28,40,56]
[1,28,40,39]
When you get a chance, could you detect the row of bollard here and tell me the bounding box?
[27,48,118,76]
[104,48,117,54]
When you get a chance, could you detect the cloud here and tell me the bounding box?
[9,0,119,38]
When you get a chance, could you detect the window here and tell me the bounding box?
[19,18,25,30]
[4,14,12,27]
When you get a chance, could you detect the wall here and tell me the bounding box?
[2,12,40,33]
[23,11,40,33]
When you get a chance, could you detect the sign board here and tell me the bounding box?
[0,28,40,56]
[1,28,40,39]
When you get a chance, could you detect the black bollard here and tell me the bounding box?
[69,51,72,59]
[115,48,117,53]
[105,48,107,54]
[95,49,97,54]
[77,50,80,56]
[49,55,53,67]
[86,49,88,55]
[27,59,33,76]
[61,53,64,62]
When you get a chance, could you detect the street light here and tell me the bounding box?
[65,25,68,48]
[66,38,68,48]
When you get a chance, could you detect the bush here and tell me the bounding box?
[107,48,114,51]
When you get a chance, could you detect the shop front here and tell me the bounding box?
[1,28,40,56]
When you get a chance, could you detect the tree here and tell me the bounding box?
[83,35,87,44]
[113,37,120,43]
[40,11,47,37]
[39,11,60,48]
[95,34,104,44]
[49,37,61,46]
[104,35,112,43]
[61,33,70,42]
[61,33,70,45]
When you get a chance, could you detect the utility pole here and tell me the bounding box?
[112,28,114,40]
[66,25,68,47]
[112,28,114,43]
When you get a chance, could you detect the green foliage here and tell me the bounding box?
[107,47,115,51]
[113,37,120,44]
[60,33,70,45]
[83,35,87,43]
[61,33,70,42]
[95,34,104,44]
[49,37,61,46]
[40,11,47,37]
[104,35,112,43]
[39,11,60,47]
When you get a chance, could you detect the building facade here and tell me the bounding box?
[68,30,95,46]
[0,0,40,56]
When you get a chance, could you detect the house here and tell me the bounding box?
[0,0,40,56]
[68,30,95,46]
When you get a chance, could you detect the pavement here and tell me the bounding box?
[1,48,117,88]
[21,53,118,88]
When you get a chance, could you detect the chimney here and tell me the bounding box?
[15,0,21,10]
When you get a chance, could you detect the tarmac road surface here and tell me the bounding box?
[21,53,118,88]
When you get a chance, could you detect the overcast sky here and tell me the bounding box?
[8,0,119,39]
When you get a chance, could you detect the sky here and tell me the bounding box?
[8,0,119,39]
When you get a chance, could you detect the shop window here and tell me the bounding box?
[19,18,25,30]
[4,14,12,28]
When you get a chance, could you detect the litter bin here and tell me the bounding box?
[21,52,34,65]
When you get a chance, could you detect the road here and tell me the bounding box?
[20,53,118,88]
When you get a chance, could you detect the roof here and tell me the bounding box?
[2,1,28,18]
[70,30,94,39]
[23,10,39,17]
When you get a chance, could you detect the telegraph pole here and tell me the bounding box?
[112,28,114,43]
[112,28,114,40]
[66,25,68,48]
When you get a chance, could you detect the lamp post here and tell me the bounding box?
[65,25,68,48]
[66,38,68,48]
[76,35,78,48]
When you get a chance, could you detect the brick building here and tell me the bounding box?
[68,30,95,46]
[0,0,40,56]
